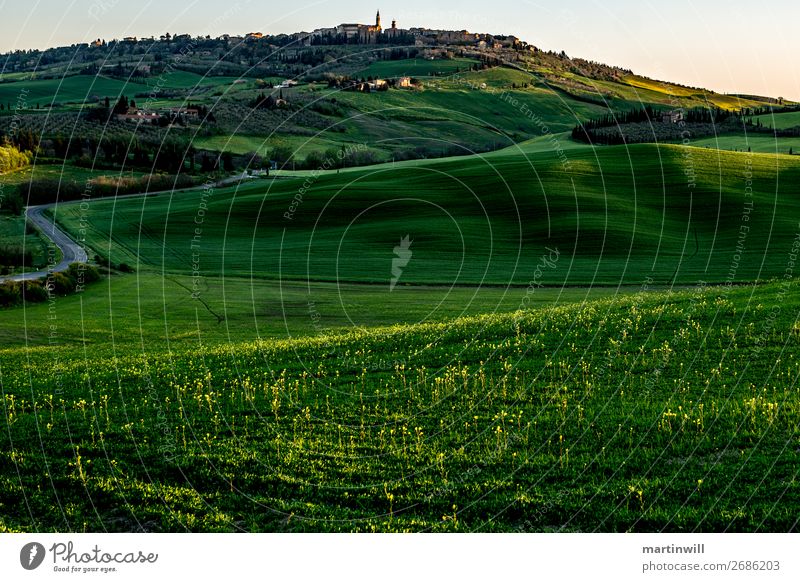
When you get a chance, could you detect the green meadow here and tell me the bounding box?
[52,144,800,286]
[0,215,52,271]
[753,110,800,130]
[356,57,479,79]
[0,72,244,112]
[1,279,798,532]
[687,134,800,155]
[0,75,147,106]
[0,272,626,348]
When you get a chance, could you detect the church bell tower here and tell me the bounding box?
[376,10,382,30]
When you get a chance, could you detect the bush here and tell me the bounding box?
[50,272,75,295]
[0,281,21,307]
[0,262,102,308]
[301,150,330,170]
[23,281,48,303]
[343,149,379,167]
[66,263,101,284]
[0,144,32,174]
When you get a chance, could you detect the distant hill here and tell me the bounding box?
[0,30,794,171]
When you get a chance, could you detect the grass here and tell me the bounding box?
[0,72,245,108]
[0,272,623,348]
[0,162,148,189]
[195,72,610,162]
[686,135,800,155]
[137,71,243,90]
[753,111,800,130]
[193,133,390,162]
[51,143,800,286]
[0,215,52,271]
[1,280,798,532]
[0,101,798,534]
[330,78,607,134]
[616,75,772,111]
[269,132,590,177]
[0,47,798,537]
[356,58,479,79]
[0,75,149,106]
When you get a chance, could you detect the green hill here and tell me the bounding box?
[753,110,800,130]
[54,143,800,286]
[0,75,148,106]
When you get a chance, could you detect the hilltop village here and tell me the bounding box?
[300,10,525,50]
[0,9,566,86]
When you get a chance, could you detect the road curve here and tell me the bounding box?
[0,172,253,284]
[0,204,89,283]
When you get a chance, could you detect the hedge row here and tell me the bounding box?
[0,263,100,308]
[23,173,198,206]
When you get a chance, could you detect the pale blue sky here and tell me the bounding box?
[1,0,797,100]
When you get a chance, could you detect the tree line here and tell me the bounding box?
[572,106,748,144]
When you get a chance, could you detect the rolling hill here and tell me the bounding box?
[1,24,799,537]
[53,143,800,287]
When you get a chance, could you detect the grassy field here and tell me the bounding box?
[4,18,800,541]
[0,163,149,188]
[52,143,800,286]
[753,110,800,130]
[0,75,149,106]
[1,280,798,532]
[686,135,800,155]
[193,133,391,162]
[192,63,789,166]
[356,58,479,79]
[1,57,798,533]
[137,71,243,90]
[194,70,610,163]
[616,75,773,111]
[0,72,247,108]
[0,272,625,348]
[0,215,53,272]
[329,77,607,134]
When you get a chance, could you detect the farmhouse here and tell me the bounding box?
[116,109,160,124]
[367,79,388,90]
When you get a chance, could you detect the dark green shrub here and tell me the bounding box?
[66,263,100,284]
[23,281,48,303]
[49,272,75,295]
[0,281,21,307]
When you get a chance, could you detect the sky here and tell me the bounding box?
[0,0,797,101]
